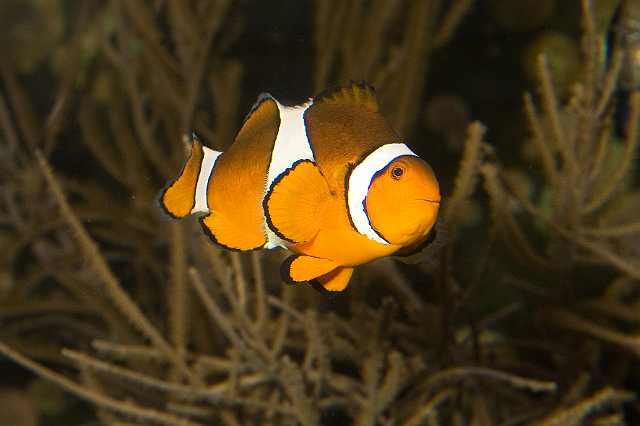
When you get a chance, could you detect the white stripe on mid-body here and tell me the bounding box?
[190,146,222,214]
[263,99,315,249]
[347,143,418,245]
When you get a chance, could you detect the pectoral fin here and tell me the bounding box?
[264,160,330,244]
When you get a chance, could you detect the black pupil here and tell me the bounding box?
[392,167,403,178]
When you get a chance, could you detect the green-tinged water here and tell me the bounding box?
[0,0,639,425]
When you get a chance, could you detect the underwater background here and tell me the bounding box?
[1,0,639,424]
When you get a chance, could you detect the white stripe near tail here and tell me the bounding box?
[191,146,222,214]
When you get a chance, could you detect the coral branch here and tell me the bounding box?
[443,121,486,230]
[36,151,194,382]
[0,341,201,426]
[534,387,633,426]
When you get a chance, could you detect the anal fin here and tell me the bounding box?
[200,213,266,251]
[264,160,330,244]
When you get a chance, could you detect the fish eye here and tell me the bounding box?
[391,166,405,180]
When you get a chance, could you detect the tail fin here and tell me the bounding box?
[159,139,222,218]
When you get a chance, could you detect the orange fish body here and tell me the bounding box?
[160,83,440,292]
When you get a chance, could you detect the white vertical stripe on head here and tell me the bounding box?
[347,143,418,244]
[190,146,222,214]
[263,99,315,249]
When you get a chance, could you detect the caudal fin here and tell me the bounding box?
[159,138,222,218]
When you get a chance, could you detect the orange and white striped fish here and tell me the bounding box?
[159,83,440,292]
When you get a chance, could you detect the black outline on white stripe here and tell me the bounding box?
[346,144,418,244]
[191,146,221,214]
[263,100,315,248]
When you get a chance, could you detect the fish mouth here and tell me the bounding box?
[416,198,440,205]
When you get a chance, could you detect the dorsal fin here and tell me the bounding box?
[312,82,379,112]
[241,92,277,126]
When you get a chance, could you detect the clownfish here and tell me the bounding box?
[159,83,440,292]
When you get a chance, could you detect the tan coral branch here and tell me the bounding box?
[0,341,201,426]
[36,151,195,382]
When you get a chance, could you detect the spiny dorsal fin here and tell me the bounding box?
[312,82,379,112]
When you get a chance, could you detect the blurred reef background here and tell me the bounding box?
[1,0,640,424]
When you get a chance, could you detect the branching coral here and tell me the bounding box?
[475,0,640,421]
[0,0,639,424]
[485,0,640,277]
[313,0,474,134]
